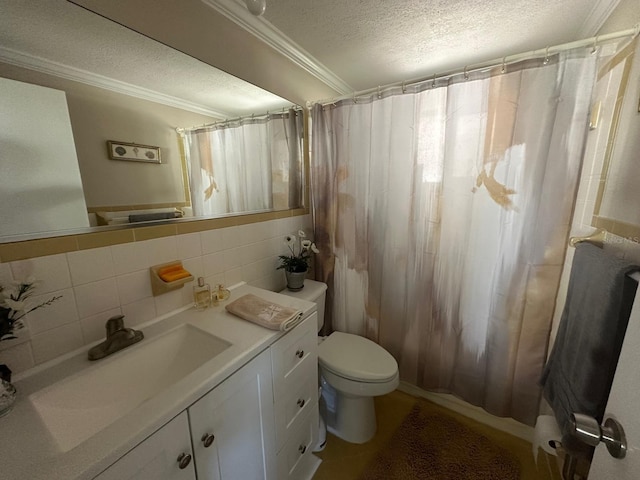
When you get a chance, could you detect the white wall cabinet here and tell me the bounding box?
[188,348,276,480]
[93,411,196,480]
[93,314,319,480]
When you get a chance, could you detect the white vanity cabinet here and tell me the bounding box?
[187,348,276,480]
[92,313,319,480]
[271,313,320,480]
[93,411,196,480]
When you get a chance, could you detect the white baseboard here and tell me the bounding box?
[397,381,534,442]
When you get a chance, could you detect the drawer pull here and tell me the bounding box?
[297,398,306,408]
[298,444,307,455]
[201,433,215,448]
[177,453,192,469]
[295,349,304,359]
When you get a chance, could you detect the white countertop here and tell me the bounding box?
[0,284,316,480]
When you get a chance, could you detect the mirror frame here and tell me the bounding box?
[591,39,640,241]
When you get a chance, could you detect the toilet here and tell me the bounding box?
[280,279,399,444]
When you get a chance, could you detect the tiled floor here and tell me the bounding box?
[312,390,561,480]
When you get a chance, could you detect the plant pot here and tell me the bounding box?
[285,269,307,291]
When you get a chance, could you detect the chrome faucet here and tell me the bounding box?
[87,315,144,361]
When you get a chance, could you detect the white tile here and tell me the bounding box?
[242,258,275,283]
[200,229,224,254]
[31,322,84,364]
[116,270,152,305]
[154,289,187,316]
[182,257,204,280]
[121,298,157,328]
[145,237,179,266]
[177,233,203,259]
[111,242,150,276]
[220,226,242,250]
[0,341,34,375]
[221,247,242,271]
[67,247,114,285]
[74,278,119,318]
[25,288,78,335]
[224,267,243,287]
[80,308,122,344]
[11,254,71,294]
[238,239,274,265]
[202,252,225,277]
[0,263,13,285]
[237,223,261,245]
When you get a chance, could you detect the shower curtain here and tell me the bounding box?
[181,109,303,217]
[312,49,599,425]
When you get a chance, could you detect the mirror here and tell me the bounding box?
[0,0,305,242]
[591,38,640,240]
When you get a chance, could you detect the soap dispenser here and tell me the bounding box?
[193,277,211,311]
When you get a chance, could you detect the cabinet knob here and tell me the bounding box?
[297,398,306,408]
[201,433,215,448]
[298,444,307,455]
[177,452,192,469]
[295,349,304,359]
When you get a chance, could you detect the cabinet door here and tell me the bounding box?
[188,348,276,480]
[93,412,195,480]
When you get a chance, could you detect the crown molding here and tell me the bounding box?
[0,47,232,119]
[201,0,353,95]
[577,0,622,37]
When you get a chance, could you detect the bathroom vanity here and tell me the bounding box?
[0,284,319,480]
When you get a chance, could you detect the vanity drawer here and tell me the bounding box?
[272,313,317,399]
[275,366,318,451]
[276,407,318,480]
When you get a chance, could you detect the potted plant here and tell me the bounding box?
[277,230,319,291]
[0,278,62,417]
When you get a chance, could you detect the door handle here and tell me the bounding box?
[570,413,627,459]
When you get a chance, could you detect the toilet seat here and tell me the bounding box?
[318,332,398,383]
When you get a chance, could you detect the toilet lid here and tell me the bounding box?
[318,332,398,383]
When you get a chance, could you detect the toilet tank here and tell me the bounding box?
[279,279,327,333]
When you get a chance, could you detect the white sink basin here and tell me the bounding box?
[29,324,230,452]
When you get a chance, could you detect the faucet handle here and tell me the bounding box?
[106,314,125,336]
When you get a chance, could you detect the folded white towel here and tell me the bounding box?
[225,294,303,331]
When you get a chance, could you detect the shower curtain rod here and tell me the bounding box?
[176,105,301,134]
[317,24,640,106]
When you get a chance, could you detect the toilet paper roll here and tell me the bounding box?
[532,415,562,464]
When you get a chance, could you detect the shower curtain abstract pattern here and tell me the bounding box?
[312,51,598,425]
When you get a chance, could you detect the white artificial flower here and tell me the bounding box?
[4,299,25,312]
[311,243,320,254]
[301,239,312,250]
[285,235,296,246]
[298,230,307,238]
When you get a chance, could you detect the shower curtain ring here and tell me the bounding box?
[543,47,550,65]
[591,36,599,54]
[432,73,437,88]
[402,81,406,93]
[463,66,469,80]
[377,86,382,99]
[501,57,507,73]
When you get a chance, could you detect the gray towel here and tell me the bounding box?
[540,242,639,457]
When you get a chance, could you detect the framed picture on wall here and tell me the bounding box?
[107,141,161,164]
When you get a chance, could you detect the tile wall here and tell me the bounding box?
[0,215,311,375]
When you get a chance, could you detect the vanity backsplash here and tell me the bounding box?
[0,215,311,374]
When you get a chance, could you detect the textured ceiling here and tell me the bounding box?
[262,0,618,91]
[0,0,624,111]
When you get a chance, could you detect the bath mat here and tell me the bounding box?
[359,400,521,480]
